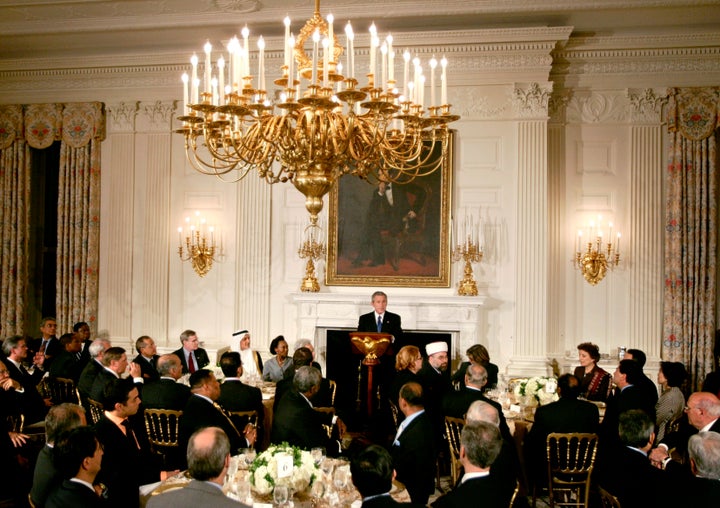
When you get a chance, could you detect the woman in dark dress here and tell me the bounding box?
[451,344,499,391]
[573,342,612,402]
[390,345,423,407]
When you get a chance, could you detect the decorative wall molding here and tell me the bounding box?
[566,92,627,124]
[513,83,551,118]
[627,88,667,124]
[107,102,138,132]
[142,100,177,131]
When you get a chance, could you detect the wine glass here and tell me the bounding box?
[311,446,325,466]
[237,479,251,504]
[311,479,325,499]
[333,467,348,491]
[244,448,257,468]
[320,458,334,478]
[273,484,289,505]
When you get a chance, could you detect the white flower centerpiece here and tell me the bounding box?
[513,376,559,407]
[249,443,320,496]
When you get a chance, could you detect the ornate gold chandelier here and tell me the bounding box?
[176,0,459,226]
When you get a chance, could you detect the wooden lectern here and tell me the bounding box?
[349,332,393,417]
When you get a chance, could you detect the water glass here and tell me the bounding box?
[333,467,348,490]
[310,479,325,499]
[243,448,257,468]
[311,446,325,466]
[237,479,251,503]
[273,484,289,505]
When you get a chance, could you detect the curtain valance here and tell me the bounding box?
[667,87,720,141]
[0,102,105,150]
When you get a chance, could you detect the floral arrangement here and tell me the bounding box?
[513,376,559,406]
[249,443,320,496]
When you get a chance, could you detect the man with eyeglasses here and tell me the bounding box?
[172,330,210,375]
[132,336,160,382]
[650,391,720,470]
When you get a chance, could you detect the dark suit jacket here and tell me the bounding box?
[601,385,655,446]
[32,337,62,364]
[46,479,105,508]
[179,395,245,457]
[431,475,509,508]
[132,354,160,382]
[358,311,404,343]
[172,347,210,374]
[147,479,249,508]
[5,358,47,423]
[49,350,87,383]
[141,378,191,410]
[390,369,421,409]
[274,375,332,411]
[31,444,60,508]
[635,371,659,406]
[450,361,499,390]
[89,368,120,405]
[361,494,426,507]
[78,359,103,398]
[218,379,265,429]
[442,387,512,443]
[390,411,437,505]
[596,445,667,508]
[94,415,159,508]
[271,390,337,454]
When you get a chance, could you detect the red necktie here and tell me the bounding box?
[188,353,196,373]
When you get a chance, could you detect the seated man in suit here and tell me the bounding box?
[30,403,87,508]
[442,363,512,442]
[78,338,111,401]
[623,348,659,407]
[596,409,667,507]
[684,431,720,504]
[32,317,61,368]
[465,401,521,503]
[141,354,191,410]
[49,332,87,383]
[0,360,29,506]
[217,351,264,431]
[2,334,49,423]
[271,366,343,456]
[94,379,169,508]
[148,427,250,508]
[293,339,322,375]
[132,335,160,382]
[172,330,210,374]
[89,346,143,404]
[525,373,599,490]
[390,382,437,505]
[274,347,332,411]
[350,444,426,508]
[432,421,507,508]
[179,369,257,460]
[46,426,105,507]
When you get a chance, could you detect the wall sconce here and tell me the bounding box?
[574,216,621,285]
[178,211,216,277]
[452,211,483,296]
[297,218,326,292]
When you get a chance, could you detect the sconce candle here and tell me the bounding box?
[178,211,217,277]
[574,216,621,285]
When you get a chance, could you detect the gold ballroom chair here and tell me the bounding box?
[328,379,337,406]
[544,433,599,508]
[144,408,183,467]
[313,406,336,439]
[444,416,466,487]
[41,377,81,406]
[597,486,622,508]
[86,398,104,425]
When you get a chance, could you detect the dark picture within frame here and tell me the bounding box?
[326,133,453,287]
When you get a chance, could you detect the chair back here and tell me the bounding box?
[328,379,337,406]
[546,433,599,508]
[313,406,335,439]
[598,486,622,508]
[228,409,259,430]
[143,409,183,453]
[86,398,104,424]
[388,400,400,430]
[43,377,81,405]
[444,416,465,487]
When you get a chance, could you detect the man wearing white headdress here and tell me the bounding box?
[233,330,263,381]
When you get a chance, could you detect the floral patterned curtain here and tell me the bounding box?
[0,102,104,336]
[663,87,720,390]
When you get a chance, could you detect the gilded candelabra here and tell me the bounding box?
[178,212,216,277]
[297,219,326,292]
[175,0,459,225]
[452,236,483,296]
[574,218,621,285]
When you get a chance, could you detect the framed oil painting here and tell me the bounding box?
[326,133,454,287]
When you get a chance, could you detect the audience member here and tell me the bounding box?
[49,332,87,383]
[94,379,167,508]
[148,427,249,508]
[601,359,655,446]
[72,321,93,363]
[655,361,687,443]
[390,382,437,505]
[274,347,331,411]
[431,422,506,508]
[46,426,104,507]
[233,329,263,380]
[141,354,191,410]
[30,403,87,508]
[32,317,61,367]
[179,369,256,458]
[217,351,265,431]
[442,363,512,442]
[390,345,423,409]
[418,341,451,439]
[596,410,666,507]
[132,335,160,382]
[2,334,49,423]
[262,335,292,382]
[78,338,111,401]
[293,338,322,374]
[350,444,425,507]
[0,360,27,505]
[172,330,210,374]
[623,348,659,406]
[573,342,612,402]
[525,374,599,490]
[89,346,143,404]
[684,431,720,503]
[271,366,343,455]
[450,344,498,391]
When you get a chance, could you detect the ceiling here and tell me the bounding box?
[1,0,719,63]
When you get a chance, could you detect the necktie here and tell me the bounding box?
[377,315,383,332]
[40,340,48,354]
[121,419,140,449]
[188,353,196,373]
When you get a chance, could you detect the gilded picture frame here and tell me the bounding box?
[326,133,453,287]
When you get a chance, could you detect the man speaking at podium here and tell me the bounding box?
[357,291,403,342]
